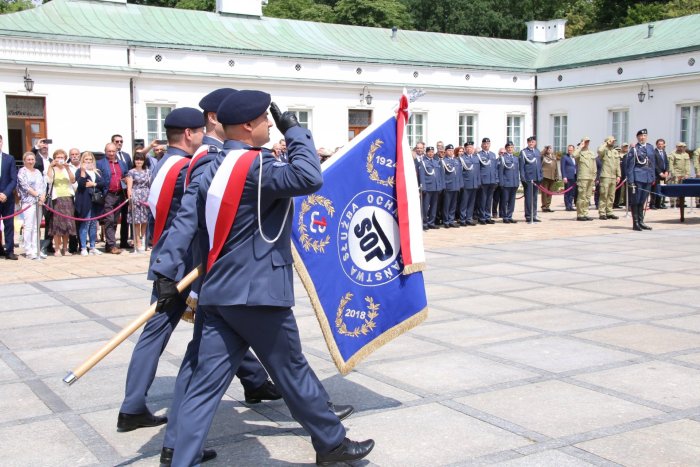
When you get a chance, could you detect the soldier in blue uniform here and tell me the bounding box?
[418,146,443,229]
[498,141,520,223]
[519,136,543,222]
[458,141,481,226]
[156,91,373,466]
[477,137,499,224]
[440,144,462,227]
[149,89,281,466]
[625,128,656,231]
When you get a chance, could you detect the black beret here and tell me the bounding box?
[217,90,271,125]
[163,107,205,129]
[199,88,237,112]
[527,136,537,142]
[464,141,474,146]
[505,141,514,147]
[636,128,648,136]
[482,137,490,143]
[445,144,454,150]
[426,146,435,151]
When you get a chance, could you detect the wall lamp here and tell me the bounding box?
[360,86,373,105]
[24,68,34,93]
[638,82,653,103]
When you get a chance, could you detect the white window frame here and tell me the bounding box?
[552,114,568,154]
[407,112,426,149]
[146,104,174,142]
[290,109,312,131]
[506,114,523,151]
[679,103,700,150]
[610,109,629,146]
[458,113,477,147]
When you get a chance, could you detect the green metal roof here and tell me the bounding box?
[0,0,699,72]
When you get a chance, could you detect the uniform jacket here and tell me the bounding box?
[668,151,690,178]
[96,157,130,193]
[477,150,499,184]
[74,168,106,217]
[625,142,656,185]
[459,153,481,189]
[0,152,17,199]
[596,144,621,179]
[196,126,322,308]
[541,152,560,180]
[498,153,520,188]
[574,147,597,180]
[561,154,577,181]
[519,147,543,183]
[417,157,441,191]
[441,156,462,191]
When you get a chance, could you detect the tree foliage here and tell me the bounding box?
[263,0,334,23]
[0,0,35,14]
[334,0,412,29]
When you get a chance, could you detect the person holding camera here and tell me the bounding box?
[74,151,105,256]
[46,149,77,255]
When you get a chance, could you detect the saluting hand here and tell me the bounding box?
[270,102,300,135]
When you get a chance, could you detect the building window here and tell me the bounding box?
[610,110,629,145]
[506,115,523,150]
[407,113,426,148]
[680,104,700,149]
[147,105,173,142]
[290,109,311,130]
[458,114,477,146]
[552,115,568,154]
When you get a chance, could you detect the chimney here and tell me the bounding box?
[526,19,567,43]
[391,26,398,40]
[216,0,265,17]
[647,24,655,38]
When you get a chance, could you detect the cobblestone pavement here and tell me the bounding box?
[1,200,700,466]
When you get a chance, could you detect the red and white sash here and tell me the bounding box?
[185,144,212,188]
[147,155,191,245]
[205,149,259,271]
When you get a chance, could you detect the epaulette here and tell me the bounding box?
[207,145,219,153]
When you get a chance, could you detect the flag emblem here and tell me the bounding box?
[298,194,335,254]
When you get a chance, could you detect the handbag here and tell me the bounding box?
[91,189,105,205]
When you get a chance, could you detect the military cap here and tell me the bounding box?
[464,141,474,147]
[217,90,271,125]
[527,136,537,142]
[677,142,687,147]
[621,142,630,147]
[636,128,648,136]
[482,137,490,143]
[505,141,514,147]
[199,88,237,112]
[163,107,205,129]
[581,136,591,142]
[445,144,454,150]
[605,135,616,144]
[426,146,435,152]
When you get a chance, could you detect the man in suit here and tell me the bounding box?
[519,136,543,222]
[626,129,656,231]
[159,91,374,466]
[0,135,18,260]
[561,144,577,211]
[652,138,669,209]
[97,143,129,253]
[112,134,133,249]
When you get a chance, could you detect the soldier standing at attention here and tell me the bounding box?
[597,136,621,220]
[458,141,481,226]
[498,141,520,223]
[440,144,462,228]
[626,128,656,231]
[539,145,559,212]
[574,137,597,221]
[519,136,543,222]
[418,146,442,229]
[477,137,498,224]
[667,142,691,208]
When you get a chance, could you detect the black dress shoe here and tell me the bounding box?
[533,218,542,222]
[502,219,510,224]
[465,220,476,226]
[316,438,375,466]
[428,224,438,229]
[607,214,619,219]
[486,219,496,224]
[5,253,18,260]
[478,220,486,225]
[332,404,354,421]
[510,219,518,223]
[244,379,282,404]
[599,215,607,220]
[117,411,167,432]
[160,447,217,466]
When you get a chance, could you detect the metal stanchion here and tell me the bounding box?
[624,181,629,218]
[529,180,534,225]
[35,199,43,260]
[130,196,137,253]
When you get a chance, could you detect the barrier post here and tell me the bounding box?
[624,181,629,218]
[130,196,137,252]
[35,199,42,260]
[529,181,534,225]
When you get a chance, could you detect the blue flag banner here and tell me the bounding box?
[292,98,428,375]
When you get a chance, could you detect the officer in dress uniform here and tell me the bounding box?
[159,91,373,466]
[574,137,597,221]
[150,89,282,466]
[625,128,656,231]
[418,146,442,229]
[458,141,481,226]
[498,141,520,223]
[440,144,462,227]
[477,137,498,224]
[596,136,621,220]
[519,136,543,222]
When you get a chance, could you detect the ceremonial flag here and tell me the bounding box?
[292,92,428,375]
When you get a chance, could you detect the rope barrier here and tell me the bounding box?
[0,202,35,221]
[535,183,576,196]
[43,198,129,222]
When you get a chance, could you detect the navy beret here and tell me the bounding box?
[505,141,514,147]
[199,88,237,112]
[527,135,537,142]
[636,128,647,136]
[482,137,490,143]
[426,146,435,151]
[445,144,454,150]
[163,107,205,129]
[217,90,271,125]
[464,141,474,146]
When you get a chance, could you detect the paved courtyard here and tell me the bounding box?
[1,204,700,466]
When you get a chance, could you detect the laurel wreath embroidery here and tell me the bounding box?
[298,194,334,253]
[335,292,380,337]
[366,139,395,187]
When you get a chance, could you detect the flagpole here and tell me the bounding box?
[62,266,202,385]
